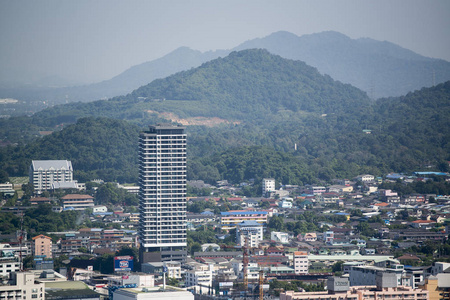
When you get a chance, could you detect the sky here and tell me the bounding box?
[1,0,449,86]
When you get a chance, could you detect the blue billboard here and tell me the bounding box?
[114,256,133,272]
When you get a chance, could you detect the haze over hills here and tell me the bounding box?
[0,49,448,185]
[235,31,450,98]
[19,49,371,128]
[2,31,450,110]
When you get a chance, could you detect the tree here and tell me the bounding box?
[0,170,9,183]
[78,247,89,253]
[268,216,285,231]
[357,222,375,237]
[332,261,344,273]
[260,201,270,209]
[190,242,202,255]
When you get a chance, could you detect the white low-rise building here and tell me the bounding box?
[262,178,276,195]
[293,251,309,274]
[113,286,193,300]
[349,264,406,287]
[0,272,45,300]
[236,221,264,248]
[93,205,108,213]
[185,264,213,294]
[271,231,289,244]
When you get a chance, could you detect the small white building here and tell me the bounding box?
[113,286,193,300]
[185,264,213,294]
[293,251,309,274]
[93,205,108,213]
[271,231,289,244]
[0,259,20,277]
[312,186,326,195]
[356,174,375,182]
[279,199,293,208]
[108,273,154,288]
[236,221,264,248]
[201,243,221,252]
[262,178,276,195]
[0,272,45,300]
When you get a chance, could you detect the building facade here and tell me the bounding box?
[293,251,309,274]
[262,178,275,195]
[61,194,94,210]
[32,234,52,258]
[139,125,187,263]
[0,272,45,300]
[236,221,264,248]
[281,276,428,300]
[220,211,268,231]
[29,160,73,194]
[185,264,213,293]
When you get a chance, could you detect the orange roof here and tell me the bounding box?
[375,202,389,207]
[412,220,435,223]
[32,234,51,240]
[294,251,308,255]
[61,194,94,200]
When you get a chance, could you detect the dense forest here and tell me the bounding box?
[0,204,79,235]
[0,50,449,187]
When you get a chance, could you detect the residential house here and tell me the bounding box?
[61,194,94,210]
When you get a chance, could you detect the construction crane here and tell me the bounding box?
[259,269,264,300]
[243,237,249,291]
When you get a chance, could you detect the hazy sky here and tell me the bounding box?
[1,0,449,85]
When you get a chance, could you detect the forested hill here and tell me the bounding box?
[131,49,371,119]
[1,83,449,185]
[1,118,141,183]
[0,50,449,186]
[1,48,371,141]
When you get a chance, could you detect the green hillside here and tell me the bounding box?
[131,49,371,119]
[0,50,449,187]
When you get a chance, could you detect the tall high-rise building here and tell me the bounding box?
[138,125,187,263]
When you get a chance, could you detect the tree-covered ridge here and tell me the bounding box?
[0,48,371,143]
[1,118,141,182]
[0,51,449,185]
[369,82,450,170]
[132,49,371,119]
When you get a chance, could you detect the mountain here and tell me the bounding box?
[12,48,368,135]
[131,49,371,118]
[1,50,449,185]
[3,31,449,114]
[235,31,450,98]
[0,47,228,107]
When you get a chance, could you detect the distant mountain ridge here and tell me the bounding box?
[2,31,449,106]
[236,31,449,98]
